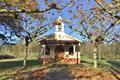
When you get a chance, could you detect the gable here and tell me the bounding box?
[40,33,82,43]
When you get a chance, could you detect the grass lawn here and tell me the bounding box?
[81,55,120,68]
[0,58,42,79]
[0,58,40,69]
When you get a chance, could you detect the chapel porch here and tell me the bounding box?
[39,40,81,64]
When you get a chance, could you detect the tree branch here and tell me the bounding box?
[94,0,120,22]
[80,22,90,39]
[0,8,52,13]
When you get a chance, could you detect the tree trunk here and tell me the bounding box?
[23,45,29,68]
[98,44,101,60]
[93,46,97,68]
[0,47,1,54]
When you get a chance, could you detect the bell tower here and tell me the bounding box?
[54,16,65,39]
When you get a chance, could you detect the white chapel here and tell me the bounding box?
[38,16,82,64]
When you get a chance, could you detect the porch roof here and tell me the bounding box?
[39,40,79,44]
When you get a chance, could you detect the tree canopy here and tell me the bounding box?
[0,0,120,43]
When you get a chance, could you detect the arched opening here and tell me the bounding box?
[55,45,64,60]
[69,46,74,55]
[45,46,50,55]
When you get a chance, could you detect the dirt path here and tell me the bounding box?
[5,64,119,80]
[42,67,75,80]
[14,64,77,80]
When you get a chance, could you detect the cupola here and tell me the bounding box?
[54,16,64,32]
[53,16,65,39]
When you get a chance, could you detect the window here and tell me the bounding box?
[69,46,74,55]
[45,46,50,55]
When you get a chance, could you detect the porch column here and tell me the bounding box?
[42,44,46,64]
[42,44,46,55]
[78,43,81,63]
[73,44,76,54]
[73,44,78,64]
